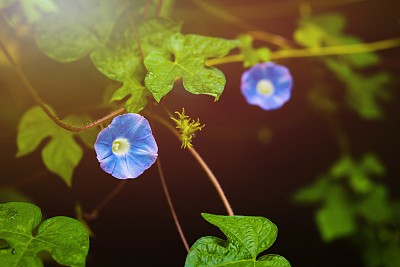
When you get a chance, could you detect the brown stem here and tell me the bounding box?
[156,157,190,252]
[156,0,164,16]
[84,180,128,220]
[143,0,150,18]
[122,0,145,61]
[190,0,292,49]
[188,148,234,216]
[0,38,126,132]
[247,30,293,49]
[147,111,234,216]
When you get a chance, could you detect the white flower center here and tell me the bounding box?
[112,138,130,155]
[256,79,275,96]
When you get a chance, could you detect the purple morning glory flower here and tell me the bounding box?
[241,62,293,110]
[94,113,158,179]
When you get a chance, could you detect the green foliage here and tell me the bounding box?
[295,153,400,266]
[294,14,379,67]
[18,0,58,23]
[329,153,385,194]
[0,0,57,23]
[238,34,270,67]
[294,13,391,119]
[144,33,239,102]
[0,202,89,267]
[315,185,356,241]
[185,213,290,267]
[294,153,388,241]
[16,106,97,186]
[31,0,239,110]
[92,17,182,112]
[324,59,391,119]
[35,0,122,62]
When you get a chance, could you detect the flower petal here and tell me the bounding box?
[241,62,293,111]
[94,113,158,179]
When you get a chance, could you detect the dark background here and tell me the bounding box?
[1,0,400,266]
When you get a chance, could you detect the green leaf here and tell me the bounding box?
[185,213,290,267]
[238,34,270,67]
[91,17,181,112]
[36,21,98,62]
[357,186,392,224]
[16,107,56,157]
[4,0,57,25]
[41,133,83,185]
[145,33,239,102]
[294,21,326,48]
[293,176,331,204]
[294,14,379,68]
[361,153,385,176]
[19,0,57,23]
[0,202,89,267]
[325,59,391,119]
[16,106,89,186]
[294,14,346,48]
[139,17,182,57]
[294,13,388,119]
[328,154,385,194]
[35,0,123,62]
[315,186,356,242]
[330,155,353,179]
[66,116,99,149]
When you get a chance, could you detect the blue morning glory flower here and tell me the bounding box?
[241,62,293,110]
[94,113,158,179]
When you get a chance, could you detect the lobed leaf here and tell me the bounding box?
[91,17,181,112]
[16,106,97,186]
[145,33,239,102]
[0,202,89,267]
[185,213,290,267]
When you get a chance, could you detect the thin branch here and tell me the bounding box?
[271,37,400,59]
[247,30,293,49]
[188,148,234,216]
[0,38,126,132]
[181,0,366,22]
[206,37,400,66]
[122,0,145,61]
[143,0,151,18]
[147,112,234,216]
[156,157,190,252]
[156,0,164,16]
[190,0,292,48]
[84,180,128,220]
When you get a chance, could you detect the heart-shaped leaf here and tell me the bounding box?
[185,213,290,267]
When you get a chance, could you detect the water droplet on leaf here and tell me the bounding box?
[12,248,16,255]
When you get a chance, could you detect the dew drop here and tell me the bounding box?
[12,248,16,255]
